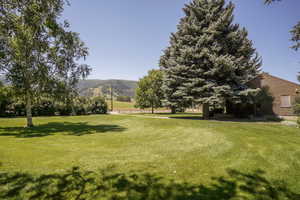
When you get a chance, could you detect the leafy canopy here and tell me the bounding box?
[135,70,164,111]
[0,0,91,126]
[0,0,91,95]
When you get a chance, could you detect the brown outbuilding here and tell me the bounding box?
[248,73,300,116]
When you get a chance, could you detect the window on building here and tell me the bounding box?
[280,96,291,108]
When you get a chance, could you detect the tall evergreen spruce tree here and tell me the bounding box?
[160,0,261,118]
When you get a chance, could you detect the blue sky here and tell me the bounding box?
[63,0,300,82]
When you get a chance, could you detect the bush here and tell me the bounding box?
[0,92,109,117]
[33,100,56,116]
[90,96,108,114]
[294,96,300,127]
[293,96,300,115]
[74,97,91,115]
[0,86,14,117]
[265,115,283,122]
[10,101,26,117]
[74,104,88,115]
[56,103,73,116]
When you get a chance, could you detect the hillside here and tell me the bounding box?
[78,79,138,98]
[0,76,138,98]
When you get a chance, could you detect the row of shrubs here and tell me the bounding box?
[0,96,108,117]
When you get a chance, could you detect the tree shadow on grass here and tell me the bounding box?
[0,122,126,138]
[0,167,298,200]
[169,116,203,120]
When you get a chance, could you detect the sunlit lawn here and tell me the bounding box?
[0,114,300,199]
[106,100,168,111]
[106,100,135,110]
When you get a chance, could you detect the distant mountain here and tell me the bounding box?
[78,79,138,98]
[0,76,138,98]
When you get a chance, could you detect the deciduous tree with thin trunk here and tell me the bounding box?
[160,0,261,119]
[135,70,164,114]
[0,0,91,127]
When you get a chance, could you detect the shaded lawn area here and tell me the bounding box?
[0,114,300,199]
[0,122,126,137]
[1,167,299,200]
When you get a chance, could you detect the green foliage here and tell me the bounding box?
[291,21,300,52]
[73,96,91,115]
[160,0,261,111]
[294,96,300,115]
[264,0,281,4]
[10,101,26,117]
[90,96,108,114]
[32,99,56,116]
[116,96,131,102]
[0,0,91,127]
[56,102,73,116]
[135,70,164,112]
[54,96,108,116]
[294,95,300,127]
[228,87,275,117]
[0,86,14,117]
[0,91,108,117]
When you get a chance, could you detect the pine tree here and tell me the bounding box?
[160,0,261,118]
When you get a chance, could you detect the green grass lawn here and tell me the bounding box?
[0,114,300,199]
[107,101,168,112]
[107,100,135,110]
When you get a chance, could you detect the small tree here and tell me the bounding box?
[135,70,164,114]
[0,0,90,127]
[160,0,261,118]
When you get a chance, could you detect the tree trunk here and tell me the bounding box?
[70,97,76,116]
[71,104,76,116]
[25,91,34,127]
[171,106,176,114]
[151,105,154,114]
[203,103,210,120]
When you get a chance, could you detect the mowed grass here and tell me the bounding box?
[107,100,168,111]
[0,114,300,196]
[107,100,135,110]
